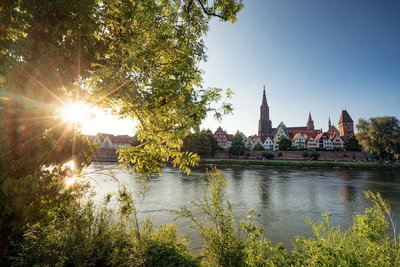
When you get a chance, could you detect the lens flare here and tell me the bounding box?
[65,176,77,187]
[60,102,92,124]
[63,160,76,171]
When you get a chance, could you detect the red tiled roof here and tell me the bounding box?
[305,132,320,139]
[287,126,308,131]
[314,132,325,140]
[292,133,303,141]
[226,134,233,141]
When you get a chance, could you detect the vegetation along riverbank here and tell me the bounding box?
[200,159,400,170]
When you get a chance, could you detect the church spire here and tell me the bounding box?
[258,85,272,139]
[328,117,332,129]
[262,85,267,105]
[307,111,315,131]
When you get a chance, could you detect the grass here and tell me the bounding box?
[200,159,400,170]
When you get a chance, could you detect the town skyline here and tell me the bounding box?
[81,0,400,137]
[200,0,400,136]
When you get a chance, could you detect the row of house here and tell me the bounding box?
[214,89,355,152]
[214,119,348,151]
[87,133,132,148]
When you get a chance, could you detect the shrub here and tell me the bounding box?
[253,144,264,151]
[310,152,320,160]
[3,187,197,267]
[303,152,309,158]
[175,169,245,266]
[291,192,400,266]
[263,152,274,160]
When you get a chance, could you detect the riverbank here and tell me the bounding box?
[200,159,400,170]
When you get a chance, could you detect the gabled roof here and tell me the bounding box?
[226,134,233,141]
[95,133,133,144]
[214,126,225,134]
[292,133,304,141]
[339,110,353,123]
[96,133,114,142]
[314,132,326,141]
[330,134,343,141]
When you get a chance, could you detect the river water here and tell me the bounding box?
[84,163,400,247]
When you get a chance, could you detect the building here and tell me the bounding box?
[263,136,275,150]
[258,85,273,140]
[306,112,315,131]
[213,126,232,149]
[338,109,354,139]
[92,133,132,148]
[331,134,345,149]
[292,133,306,149]
[212,87,356,152]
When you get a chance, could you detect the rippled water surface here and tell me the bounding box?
[84,163,400,247]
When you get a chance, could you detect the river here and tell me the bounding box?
[84,163,400,247]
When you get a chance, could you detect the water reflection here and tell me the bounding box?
[84,164,400,247]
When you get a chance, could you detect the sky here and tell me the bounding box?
[82,0,400,136]
[200,0,400,136]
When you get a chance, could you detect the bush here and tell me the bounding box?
[3,187,197,267]
[253,144,264,151]
[303,152,309,158]
[310,152,320,160]
[291,192,400,266]
[263,152,275,160]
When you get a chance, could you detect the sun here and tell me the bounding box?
[60,102,92,124]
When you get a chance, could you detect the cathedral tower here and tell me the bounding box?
[258,85,272,139]
[338,109,354,138]
[306,112,315,131]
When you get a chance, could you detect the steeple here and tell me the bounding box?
[328,117,332,129]
[306,112,315,131]
[262,85,267,106]
[258,85,272,139]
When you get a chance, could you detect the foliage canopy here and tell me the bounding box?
[230,133,246,156]
[278,136,292,151]
[344,135,362,151]
[182,130,220,155]
[356,117,400,163]
[0,0,243,257]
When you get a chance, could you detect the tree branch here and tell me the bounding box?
[196,0,228,21]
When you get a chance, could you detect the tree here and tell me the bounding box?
[278,137,292,151]
[263,152,274,159]
[230,134,246,158]
[253,144,264,151]
[356,117,400,164]
[183,130,220,156]
[0,0,243,257]
[344,135,361,151]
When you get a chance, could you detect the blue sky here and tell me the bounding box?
[201,0,400,136]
